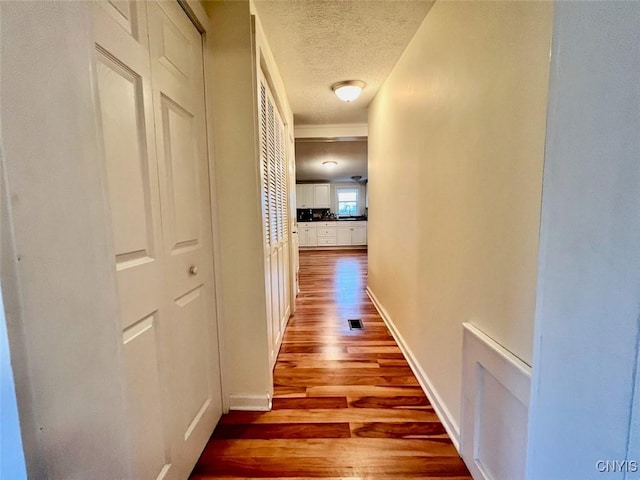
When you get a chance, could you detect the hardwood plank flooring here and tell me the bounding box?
[191,250,471,479]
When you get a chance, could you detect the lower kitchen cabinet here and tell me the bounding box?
[316,222,337,246]
[351,225,367,245]
[298,222,317,247]
[336,227,351,245]
[337,221,367,246]
[298,221,367,247]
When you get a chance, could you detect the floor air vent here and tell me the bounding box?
[348,319,364,330]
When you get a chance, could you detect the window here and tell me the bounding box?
[337,188,358,216]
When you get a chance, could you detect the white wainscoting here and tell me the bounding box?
[228,393,272,411]
[366,287,460,450]
[461,323,531,480]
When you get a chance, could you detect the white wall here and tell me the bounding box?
[251,0,299,325]
[0,3,131,477]
[0,8,27,475]
[527,3,640,479]
[205,0,295,409]
[629,363,640,479]
[0,287,26,479]
[367,0,553,442]
[205,1,273,406]
[251,2,294,129]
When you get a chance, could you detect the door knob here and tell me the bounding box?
[189,265,198,275]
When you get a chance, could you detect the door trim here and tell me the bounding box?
[184,0,230,413]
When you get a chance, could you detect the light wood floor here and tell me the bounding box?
[190,249,471,479]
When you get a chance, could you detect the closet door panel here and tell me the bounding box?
[148,2,221,477]
[95,2,222,478]
[94,3,173,479]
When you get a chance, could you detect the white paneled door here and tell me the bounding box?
[94,2,222,479]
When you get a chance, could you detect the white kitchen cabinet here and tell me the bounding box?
[296,183,330,208]
[296,184,314,208]
[314,184,331,208]
[351,225,367,245]
[336,227,351,246]
[316,222,336,246]
[299,221,367,247]
[298,222,317,247]
[336,221,367,246]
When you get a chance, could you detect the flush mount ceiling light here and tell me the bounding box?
[322,160,338,169]
[331,80,366,102]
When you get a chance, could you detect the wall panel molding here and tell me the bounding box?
[461,323,531,480]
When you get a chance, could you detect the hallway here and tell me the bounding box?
[190,250,471,478]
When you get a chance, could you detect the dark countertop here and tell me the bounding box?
[300,217,367,222]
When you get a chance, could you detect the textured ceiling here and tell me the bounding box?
[295,139,368,182]
[253,0,434,125]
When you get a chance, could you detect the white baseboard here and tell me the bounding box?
[461,323,531,480]
[366,286,461,451]
[228,393,272,411]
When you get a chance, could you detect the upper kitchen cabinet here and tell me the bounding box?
[296,184,314,208]
[296,183,331,209]
[313,184,331,208]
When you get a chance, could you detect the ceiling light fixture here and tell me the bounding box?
[322,160,337,169]
[331,80,366,102]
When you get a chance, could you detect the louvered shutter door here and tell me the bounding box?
[259,80,270,246]
[280,122,288,237]
[258,69,292,368]
[267,97,278,244]
[275,110,284,242]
